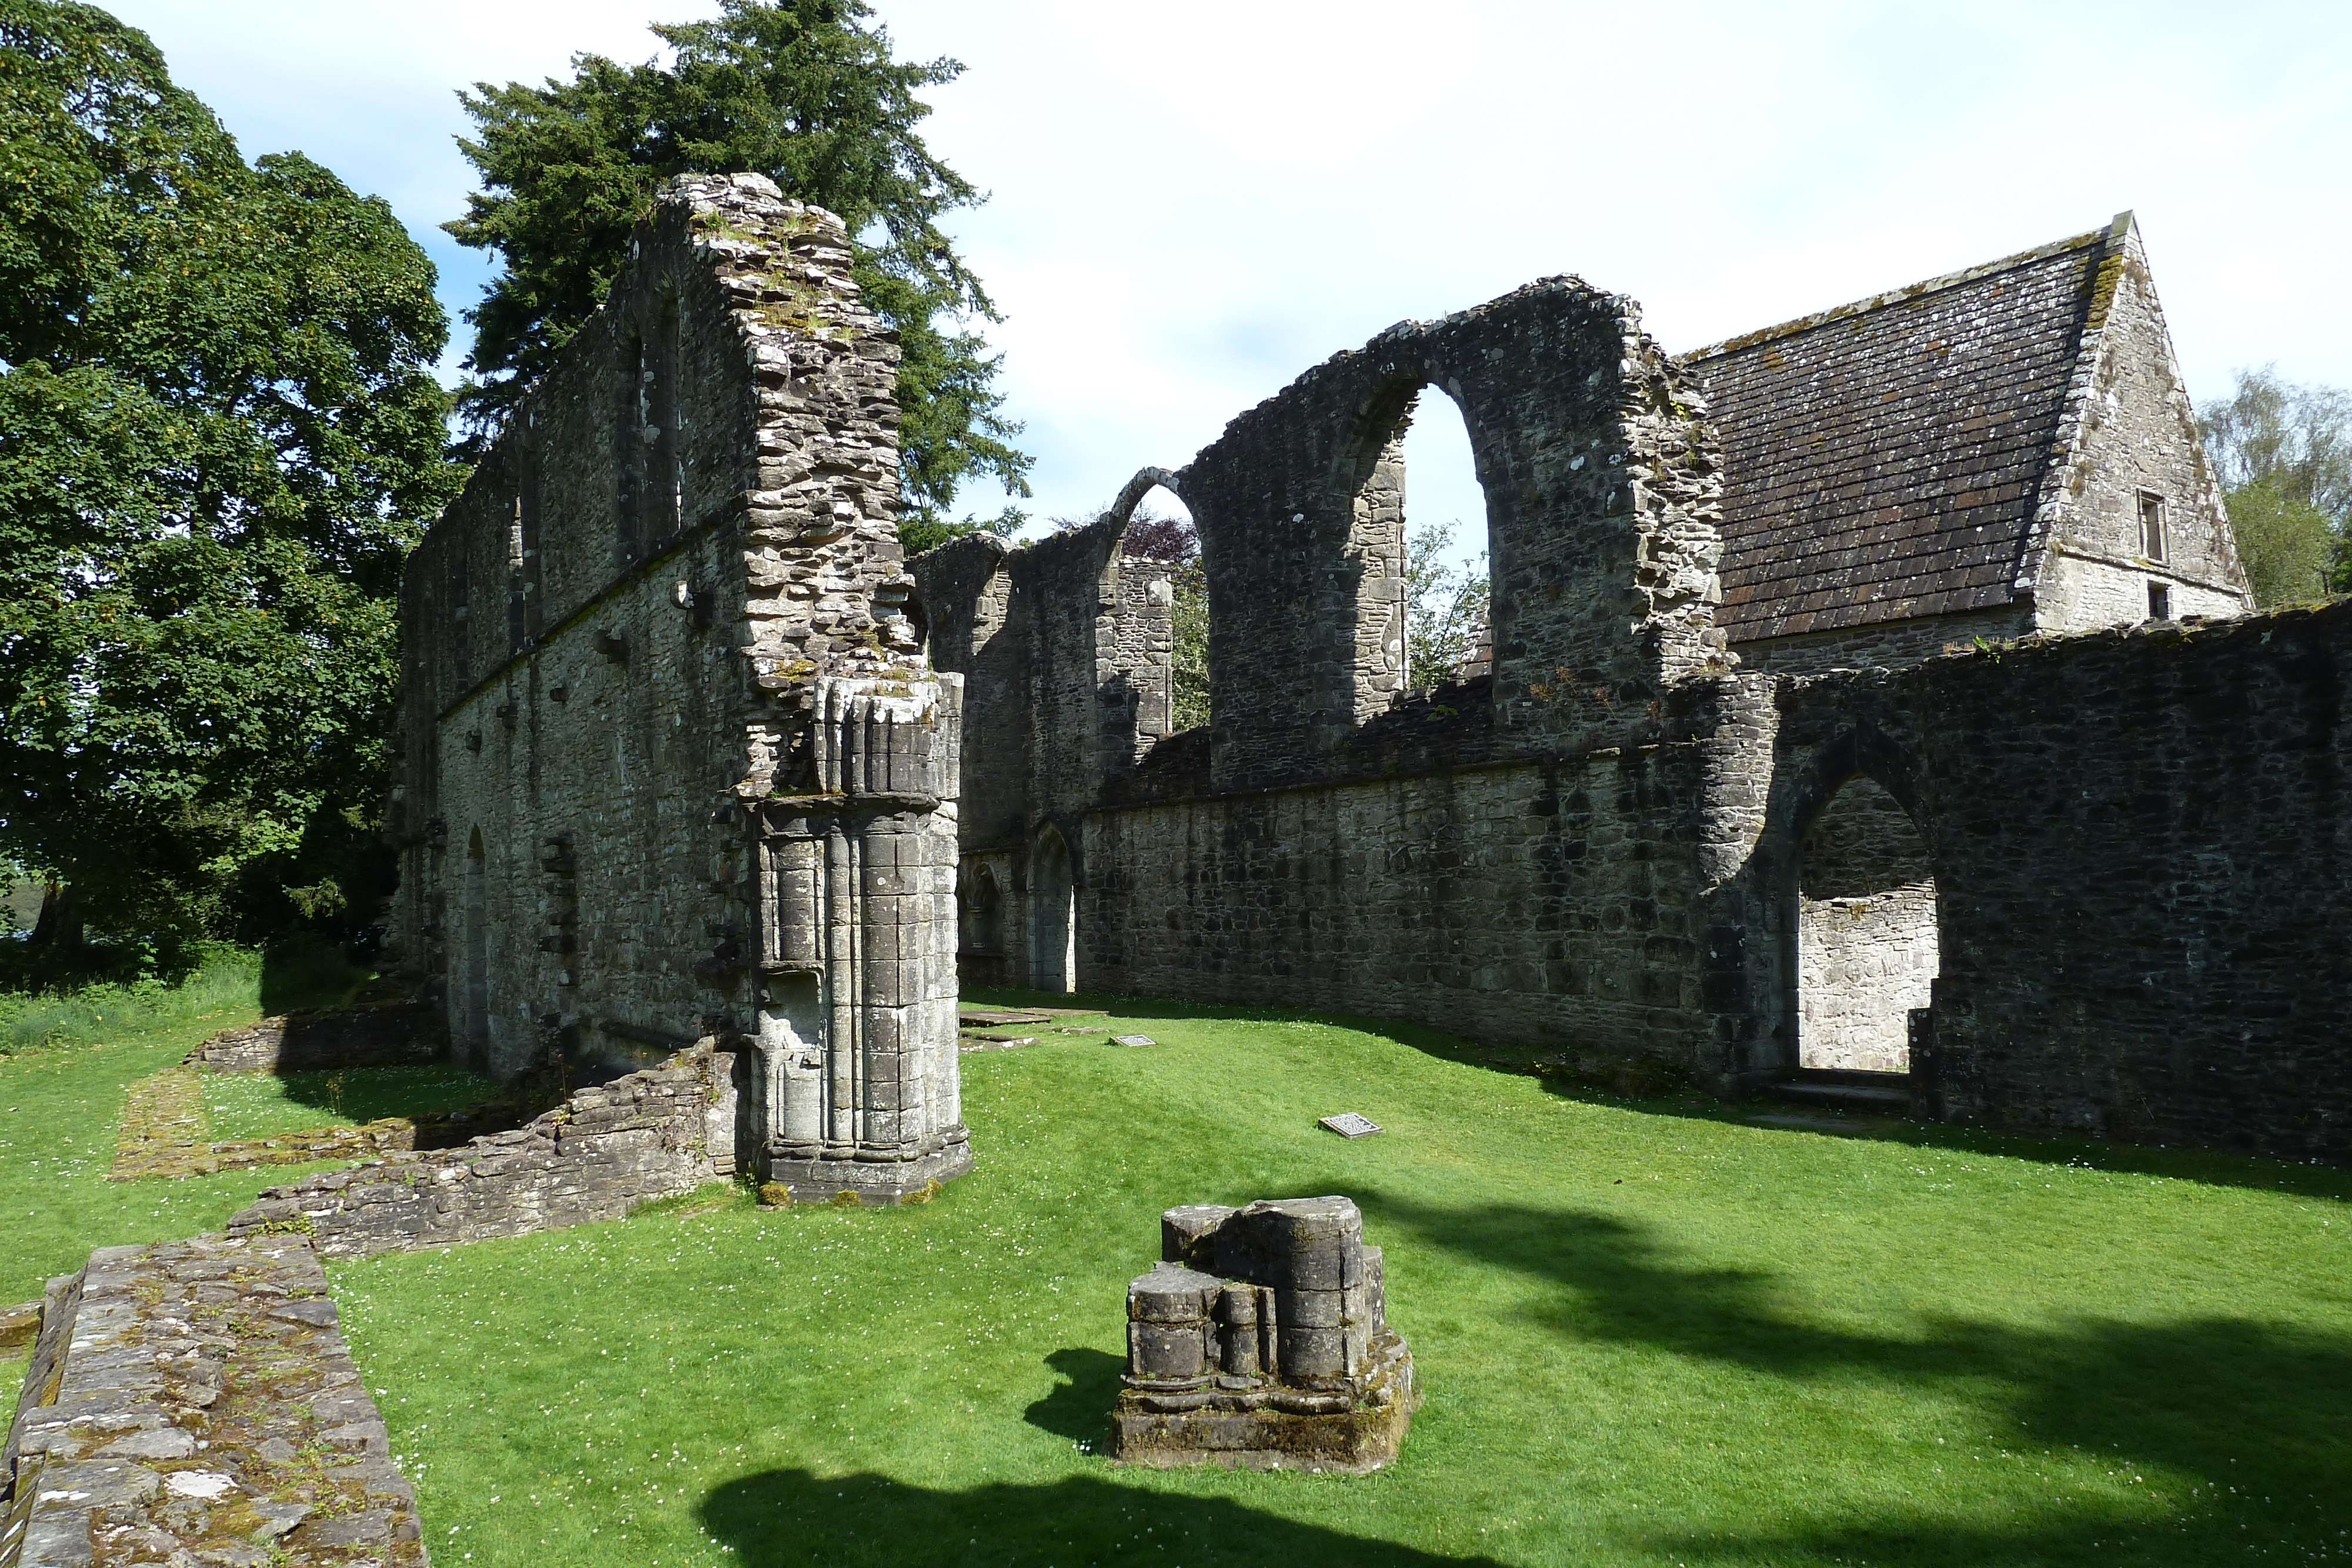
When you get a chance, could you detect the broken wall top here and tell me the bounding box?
[396,172,930,813]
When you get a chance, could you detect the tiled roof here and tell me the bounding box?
[1685,226,2113,643]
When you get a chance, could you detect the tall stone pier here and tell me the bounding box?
[389,172,967,1201]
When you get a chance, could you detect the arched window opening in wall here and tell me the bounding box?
[1118,485,1207,733]
[615,287,683,566]
[1395,389,1494,693]
[462,827,490,1072]
[1029,824,1076,995]
[1347,386,1494,722]
[961,862,1003,955]
[1796,776,1937,1074]
[507,427,542,654]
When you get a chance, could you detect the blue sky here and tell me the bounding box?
[106,0,2352,549]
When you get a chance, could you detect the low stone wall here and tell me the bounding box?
[1,1236,426,1567]
[187,1001,441,1075]
[225,1045,737,1259]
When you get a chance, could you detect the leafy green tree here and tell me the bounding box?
[2226,480,2336,607]
[445,0,1030,543]
[2201,367,2351,601]
[0,0,460,973]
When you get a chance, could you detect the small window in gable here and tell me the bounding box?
[2147,580,2171,621]
[2137,492,2167,562]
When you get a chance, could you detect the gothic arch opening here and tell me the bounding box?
[1395,388,1493,690]
[1028,824,1076,995]
[961,861,1003,956]
[1345,383,1495,722]
[1796,775,1937,1073]
[1113,479,1207,734]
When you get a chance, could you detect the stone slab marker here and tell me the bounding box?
[1110,1196,1415,1473]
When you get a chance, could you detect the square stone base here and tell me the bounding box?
[1107,1340,1415,1474]
[758,1142,973,1206]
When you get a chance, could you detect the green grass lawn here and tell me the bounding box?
[0,946,375,1425]
[202,1064,501,1140]
[311,995,2352,1568]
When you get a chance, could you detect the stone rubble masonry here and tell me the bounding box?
[221,1044,738,1259]
[389,171,966,1200]
[1111,1198,1414,1474]
[1,1236,426,1568]
[1740,601,2352,1159]
[914,219,2346,1164]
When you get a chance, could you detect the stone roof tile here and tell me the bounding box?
[1683,226,2109,642]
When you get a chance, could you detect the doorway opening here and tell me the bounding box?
[1796,776,1936,1073]
[1028,825,1075,995]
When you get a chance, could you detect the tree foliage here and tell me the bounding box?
[445,0,1030,540]
[2201,367,2351,603]
[0,0,460,968]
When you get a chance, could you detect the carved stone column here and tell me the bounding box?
[752,675,969,1202]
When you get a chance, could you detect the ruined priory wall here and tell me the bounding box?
[393,175,924,1084]
[225,1047,736,1258]
[1078,747,1716,1058]
[1775,601,2352,1159]
[1181,279,1724,795]
[3,1237,425,1564]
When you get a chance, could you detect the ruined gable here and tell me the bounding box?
[389,173,968,1203]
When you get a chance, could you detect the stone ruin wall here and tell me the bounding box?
[224,1044,738,1256]
[392,172,965,1200]
[1747,601,2352,1158]
[4,1237,425,1567]
[918,252,2351,1162]
[1079,747,1723,1058]
[918,278,1734,1032]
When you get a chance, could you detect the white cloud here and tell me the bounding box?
[104,0,2352,541]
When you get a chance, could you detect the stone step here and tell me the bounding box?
[1770,1071,1915,1115]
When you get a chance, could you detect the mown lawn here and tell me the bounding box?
[310,994,2352,1568]
[202,1064,501,1140]
[0,947,372,1427]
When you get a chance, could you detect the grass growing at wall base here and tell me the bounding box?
[326,994,2352,1568]
[0,948,373,1303]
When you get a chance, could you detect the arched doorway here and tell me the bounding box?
[1796,776,1937,1073]
[1029,824,1075,995]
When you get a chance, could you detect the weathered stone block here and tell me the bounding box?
[1110,1196,1415,1474]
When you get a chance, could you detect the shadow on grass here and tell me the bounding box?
[1023,1346,1121,1445]
[1365,1192,2352,1566]
[964,985,2352,1205]
[227,1065,506,1130]
[701,1467,1508,1568]
[255,933,373,1017]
